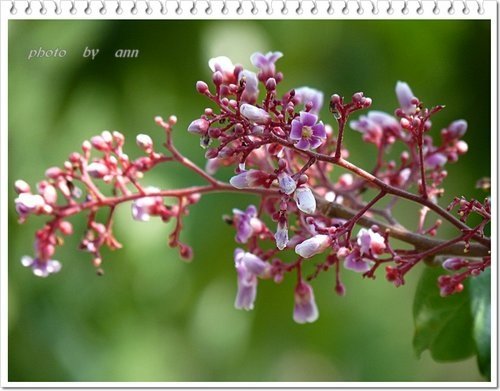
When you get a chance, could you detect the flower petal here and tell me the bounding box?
[290,120,303,140]
[299,111,318,127]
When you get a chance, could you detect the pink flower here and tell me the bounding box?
[208,56,236,83]
[295,234,331,258]
[290,112,326,150]
[425,152,447,168]
[357,228,386,257]
[87,162,109,179]
[293,282,319,324]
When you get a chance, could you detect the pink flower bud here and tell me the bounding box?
[41,184,58,204]
[87,162,109,178]
[136,134,153,151]
[14,180,31,194]
[58,221,73,235]
[229,170,267,189]
[456,140,468,154]
[15,193,45,217]
[196,81,209,94]
[446,119,468,140]
[45,167,64,179]
[442,257,468,271]
[187,118,210,134]
[90,135,109,151]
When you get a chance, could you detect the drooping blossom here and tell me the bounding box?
[277,172,296,195]
[293,282,319,324]
[395,81,417,115]
[295,234,331,258]
[290,111,326,150]
[21,256,61,278]
[357,228,386,257]
[294,185,316,214]
[131,187,163,222]
[234,248,269,310]
[240,103,270,124]
[232,205,263,244]
[343,248,372,273]
[275,219,288,250]
[294,87,324,115]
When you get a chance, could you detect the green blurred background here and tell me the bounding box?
[8,20,490,382]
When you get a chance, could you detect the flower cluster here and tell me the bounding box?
[14,51,490,324]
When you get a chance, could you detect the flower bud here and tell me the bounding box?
[293,185,316,214]
[196,81,209,94]
[136,134,153,151]
[14,180,31,194]
[187,118,210,135]
[240,103,270,125]
[87,162,109,179]
[442,257,468,271]
[295,234,331,258]
[277,172,296,195]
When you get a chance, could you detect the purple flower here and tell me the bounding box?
[294,185,316,214]
[15,193,46,218]
[395,81,417,115]
[275,220,288,250]
[295,234,331,258]
[277,172,296,195]
[294,87,324,115]
[234,249,269,310]
[343,249,372,273]
[290,112,326,150]
[240,103,270,124]
[250,51,283,77]
[357,228,386,257]
[238,70,259,104]
[131,186,162,222]
[21,255,61,277]
[233,205,263,244]
[445,120,468,140]
[293,282,319,324]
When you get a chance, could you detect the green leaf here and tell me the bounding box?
[413,266,475,361]
[469,268,491,380]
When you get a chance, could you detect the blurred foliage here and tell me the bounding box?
[8,20,490,382]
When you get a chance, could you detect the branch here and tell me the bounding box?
[318,199,490,258]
